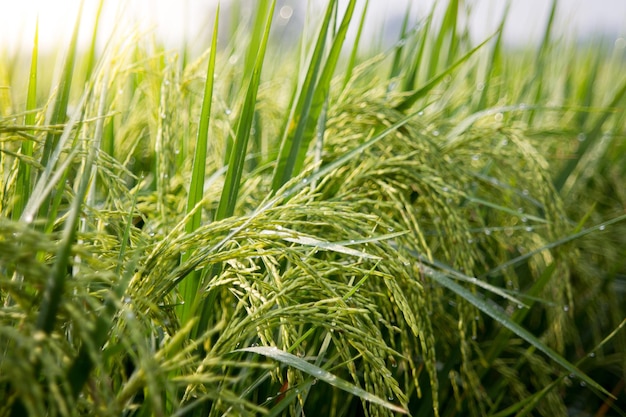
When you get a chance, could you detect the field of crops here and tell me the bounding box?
[1,1,625,416]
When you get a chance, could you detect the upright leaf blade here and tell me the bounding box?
[395,33,495,112]
[178,5,220,325]
[12,19,39,220]
[215,1,276,220]
[37,1,83,227]
[271,0,338,191]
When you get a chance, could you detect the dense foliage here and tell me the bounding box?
[1,1,625,416]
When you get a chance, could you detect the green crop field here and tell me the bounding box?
[1,1,625,416]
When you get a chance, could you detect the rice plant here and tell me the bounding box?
[1,1,625,416]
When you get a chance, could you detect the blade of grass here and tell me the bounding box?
[84,0,104,81]
[395,33,495,112]
[387,1,412,84]
[272,0,357,190]
[270,0,336,190]
[38,0,83,172]
[243,0,270,81]
[36,70,108,335]
[237,346,408,414]
[178,4,219,326]
[428,0,459,78]
[554,75,626,193]
[482,213,626,279]
[20,92,88,224]
[39,1,85,231]
[403,4,436,92]
[296,0,356,176]
[421,265,613,398]
[342,0,368,90]
[12,19,39,221]
[215,0,276,220]
[259,228,382,260]
[476,2,508,110]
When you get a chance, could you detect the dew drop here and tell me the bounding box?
[494,112,503,122]
[521,216,528,223]
[387,227,395,232]
[525,226,533,232]
[580,381,587,387]
[599,224,606,231]
[349,239,356,244]
[563,305,570,312]
[522,189,529,196]
[484,228,492,236]
[467,238,474,244]
[123,296,132,304]
[588,352,596,358]
[418,111,424,116]
[472,154,480,161]
[225,108,232,115]
[577,133,586,142]
[433,130,440,137]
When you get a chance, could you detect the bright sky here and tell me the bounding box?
[1,0,625,54]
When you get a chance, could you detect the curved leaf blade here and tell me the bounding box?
[237,346,408,414]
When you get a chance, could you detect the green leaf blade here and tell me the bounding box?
[237,346,408,414]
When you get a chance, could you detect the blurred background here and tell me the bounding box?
[1,0,625,54]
